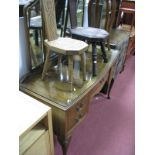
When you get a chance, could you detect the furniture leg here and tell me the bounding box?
[60,9,65,37]
[107,38,110,51]
[107,78,115,99]
[42,48,50,80]
[116,10,121,27]
[57,135,72,155]
[58,55,62,70]
[100,42,108,63]
[68,55,73,83]
[34,30,39,46]
[63,1,69,37]
[92,43,97,76]
[81,52,86,81]
[131,12,135,31]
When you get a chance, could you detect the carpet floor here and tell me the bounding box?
[55,55,135,155]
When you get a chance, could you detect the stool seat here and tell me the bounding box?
[44,37,88,54]
[30,15,42,29]
[70,27,109,42]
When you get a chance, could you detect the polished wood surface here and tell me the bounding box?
[20,48,119,155]
[44,37,88,54]
[19,92,54,155]
[20,50,117,109]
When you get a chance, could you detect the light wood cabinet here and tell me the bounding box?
[19,92,54,155]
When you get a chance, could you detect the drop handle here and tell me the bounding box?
[75,113,84,122]
[76,106,82,112]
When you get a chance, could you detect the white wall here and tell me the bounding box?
[19,17,31,80]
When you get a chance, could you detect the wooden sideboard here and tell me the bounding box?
[19,92,54,155]
[20,49,119,155]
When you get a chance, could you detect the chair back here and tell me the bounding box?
[88,0,103,28]
[68,0,79,28]
[41,0,58,41]
[105,0,117,32]
[88,0,116,33]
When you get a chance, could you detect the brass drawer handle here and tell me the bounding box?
[74,113,84,122]
[76,106,82,112]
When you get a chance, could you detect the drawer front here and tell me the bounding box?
[23,130,51,155]
[88,73,109,101]
[67,97,89,131]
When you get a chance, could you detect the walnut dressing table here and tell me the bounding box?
[20,49,119,155]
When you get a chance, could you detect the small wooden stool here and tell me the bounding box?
[43,38,88,82]
[41,0,88,83]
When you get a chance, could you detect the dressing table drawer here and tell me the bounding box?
[88,73,109,101]
[67,97,89,131]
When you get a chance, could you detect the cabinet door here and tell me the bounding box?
[24,130,51,155]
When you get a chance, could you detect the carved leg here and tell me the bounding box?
[42,48,50,80]
[100,42,108,63]
[92,43,97,76]
[107,78,115,99]
[81,52,86,81]
[57,136,72,155]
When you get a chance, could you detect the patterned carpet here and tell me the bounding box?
[55,55,135,155]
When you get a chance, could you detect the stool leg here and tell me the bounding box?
[58,55,62,70]
[116,10,122,27]
[81,52,86,81]
[34,30,39,46]
[100,42,108,63]
[92,43,97,76]
[42,48,50,80]
[107,38,110,51]
[68,55,73,83]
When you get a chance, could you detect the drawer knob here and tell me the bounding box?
[75,113,84,122]
[76,107,82,112]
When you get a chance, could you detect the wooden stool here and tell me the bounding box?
[64,0,110,76]
[43,38,87,82]
[41,0,88,83]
